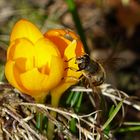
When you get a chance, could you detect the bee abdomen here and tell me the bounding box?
[89,71,105,86]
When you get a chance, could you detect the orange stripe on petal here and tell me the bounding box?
[75,41,84,57]
[44,29,72,57]
[45,35,68,57]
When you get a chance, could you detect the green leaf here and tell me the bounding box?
[108,105,115,117]
[102,100,123,130]
[118,122,140,132]
[43,116,48,130]
[66,91,74,105]
[75,92,83,113]
[118,126,140,132]
[103,105,115,136]
[69,118,77,133]
[36,112,44,131]
[70,92,81,107]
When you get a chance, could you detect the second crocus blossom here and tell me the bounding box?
[44,29,84,106]
[5,19,64,102]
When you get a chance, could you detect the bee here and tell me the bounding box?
[74,54,107,108]
[75,54,106,87]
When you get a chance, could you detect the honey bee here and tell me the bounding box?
[75,54,106,87]
[74,54,107,108]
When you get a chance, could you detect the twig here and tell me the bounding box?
[2,106,46,140]
[71,84,140,111]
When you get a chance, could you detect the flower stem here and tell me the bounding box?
[47,94,60,140]
[35,93,47,132]
[35,94,47,104]
[47,111,57,140]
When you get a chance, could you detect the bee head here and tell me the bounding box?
[76,54,90,70]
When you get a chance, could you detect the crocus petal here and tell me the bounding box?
[5,60,26,93]
[7,38,35,71]
[64,40,82,80]
[34,38,60,68]
[75,41,84,57]
[7,38,34,60]
[44,29,79,45]
[44,56,64,89]
[64,40,77,60]
[20,68,49,94]
[20,56,63,95]
[44,32,68,57]
[10,19,43,43]
[64,40,78,70]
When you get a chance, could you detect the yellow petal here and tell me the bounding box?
[7,38,35,71]
[66,62,82,81]
[64,40,82,79]
[64,40,77,60]
[20,68,49,94]
[44,56,64,89]
[10,19,43,43]
[5,60,26,93]
[20,56,63,94]
[8,38,34,59]
[34,38,60,68]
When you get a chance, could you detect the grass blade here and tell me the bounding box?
[102,100,123,130]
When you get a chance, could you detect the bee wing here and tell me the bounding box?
[96,57,126,72]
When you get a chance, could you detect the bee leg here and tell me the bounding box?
[64,57,75,62]
[61,76,80,82]
[64,67,79,72]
